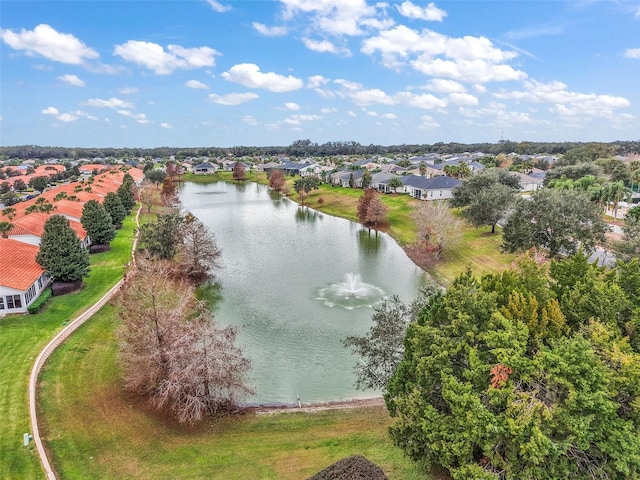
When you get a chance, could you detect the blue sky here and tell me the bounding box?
[1,0,639,148]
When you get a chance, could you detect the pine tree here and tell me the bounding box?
[81,199,116,245]
[36,214,90,282]
[103,192,127,227]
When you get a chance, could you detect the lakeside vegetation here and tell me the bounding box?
[3,173,516,479]
[0,212,137,479]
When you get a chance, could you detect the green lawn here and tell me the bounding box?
[38,306,431,480]
[0,212,137,480]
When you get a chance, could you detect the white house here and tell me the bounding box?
[402,175,462,200]
[193,162,218,175]
[0,239,51,315]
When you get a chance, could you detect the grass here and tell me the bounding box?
[0,211,137,480]
[38,306,431,480]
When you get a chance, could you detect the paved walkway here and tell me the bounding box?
[28,204,141,480]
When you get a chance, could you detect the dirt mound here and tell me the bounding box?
[308,455,388,480]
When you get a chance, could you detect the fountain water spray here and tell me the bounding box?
[315,272,385,309]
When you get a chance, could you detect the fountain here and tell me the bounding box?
[315,273,386,310]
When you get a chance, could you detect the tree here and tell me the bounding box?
[13,179,27,192]
[81,199,116,246]
[36,214,90,282]
[116,261,252,425]
[160,175,178,207]
[603,180,632,222]
[268,169,286,192]
[348,172,355,188]
[387,176,403,194]
[117,174,136,212]
[385,259,640,479]
[412,200,462,261]
[2,206,16,220]
[103,192,127,227]
[450,167,521,208]
[612,209,640,262]
[293,176,318,207]
[138,212,183,260]
[502,189,609,258]
[28,175,49,192]
[366,194,388,230]
[232,162,246,181]
[145,169,166,188]
[0,221,14,238]
[0,181,10,194]
[176,212,222,284]
[343,289,436,390]
[139,188,155,213]
[463,183,517,234]
[361,170,372,188]
[357,188,377,225]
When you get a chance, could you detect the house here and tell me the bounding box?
[370,172,396,192]
[193,162,218,175]
[9,212,89,248]
[0,239,51,315]
[402,175,462,200]
[512,170,545,192]
[339,170,365,188]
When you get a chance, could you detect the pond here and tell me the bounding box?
[180,181,430,406]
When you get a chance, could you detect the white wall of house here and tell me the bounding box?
[7,234,40,246]
[0,273,50,315]
[419,188,455,200]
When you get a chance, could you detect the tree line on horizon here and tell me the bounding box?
[1,140,639,161]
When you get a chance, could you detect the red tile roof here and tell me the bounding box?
[0,239,44,290]
[11,212,87,240]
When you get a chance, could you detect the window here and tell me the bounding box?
[6,295,22,309]
[25,285,37,305]
[0,298,4,310]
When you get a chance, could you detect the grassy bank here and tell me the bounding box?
[38,306,430,480]
[0,212,138,479]
[184,172,515,284]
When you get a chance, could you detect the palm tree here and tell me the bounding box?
[0,221,14,238]
[603,180,632,222]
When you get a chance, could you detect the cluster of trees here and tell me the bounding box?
[118,195,251,424]
[293,177,319,207]
[3,141,639,162]
[349,253,640,479]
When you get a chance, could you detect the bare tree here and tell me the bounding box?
[366,195,388,230]
[268,169,286,192]
[139,187,155,213]
[116,260,252,424]
[232,162,246,181]
[407,200,462,268]
[177,212,222,284]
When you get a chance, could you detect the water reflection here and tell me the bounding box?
[295,206,322,223]
[357,228,382,254]
[195,281,223,312]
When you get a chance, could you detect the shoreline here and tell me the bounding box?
[247,396,385,415]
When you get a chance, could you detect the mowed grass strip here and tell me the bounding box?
[0,210,137,480]
[39,305,430,480]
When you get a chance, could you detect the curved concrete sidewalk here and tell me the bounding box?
[28,204,141,480]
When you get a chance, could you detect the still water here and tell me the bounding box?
[180,181,429,406]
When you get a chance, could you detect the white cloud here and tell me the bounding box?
[334,79,447,110]
[280,0,386,36]
[362,25,525,83]
[426,79,466,93]
[302,37,350,55]
[321,107,337,114]
[307,75,330,88]
[448,92,479,106]
[118,86,139,94]
[623,48,640,59]
[114,41,219,74]
[117,110,149,124]
[401,92,448,109]
[0,24,98,64]
[284,102,300,110]
[85,97,135,109]
[350,88,396,106]
[381,113,397,119]
[494,79,630,118]
[185,79,209,89]
[243,115,258,126]
[396,1,446,21]
[41,107,60,115]
[283,114,322,125]
[207,92,259,105]
[636,6,640,18]
[57,113,78,122]
[205,0,231,13]
[348,111,357,117]
[253,22,288,36]
[161,123,172,129]
[58,74,85,87]
[418,114,439,129]
[222,63,303,92]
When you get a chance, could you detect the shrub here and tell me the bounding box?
[28,288,52,314]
